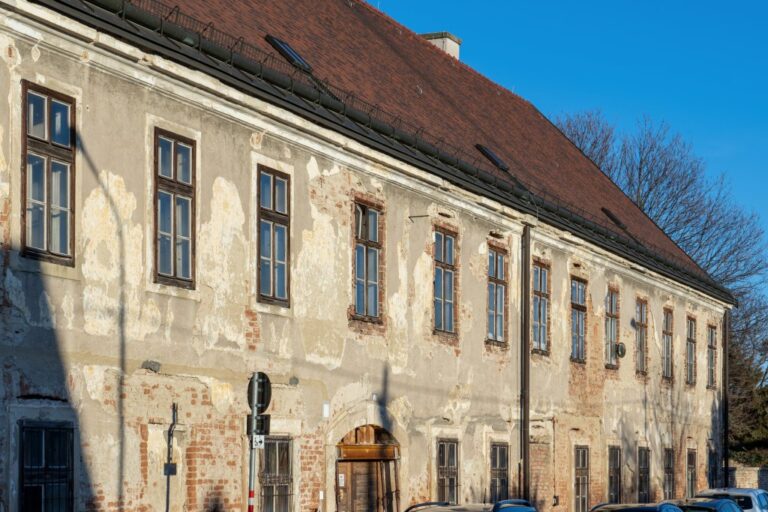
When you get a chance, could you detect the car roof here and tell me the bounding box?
[664,498,737,509]
[591,504,680,512]
[698,489,766,496]
[409,505,536,512]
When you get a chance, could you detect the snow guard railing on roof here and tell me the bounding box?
[68,0,725,295]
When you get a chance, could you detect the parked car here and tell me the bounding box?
[663,498,743,512]
[589,504,684,512]
[405,499,537,512]
[696,489,768,512]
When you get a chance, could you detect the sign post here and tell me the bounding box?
[246,372,271,512]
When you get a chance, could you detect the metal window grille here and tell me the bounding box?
[19,423,74,512]
[574,446,589,512]
[638,447,650,503]
[663,448,675,500]
[608,446,621,504]
[687,449,697,498]
[437,440,459,504]
[489,443,509,503]
[260,437,292,512]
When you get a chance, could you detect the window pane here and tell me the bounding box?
[46,430,69,468]
[355,205,363,239]
[50,208,69,256]
[176,239,191,279]
[158,191,172,234]
[51,100,71,146]
[51,162,69,209]
[366,248,378,284]
[488,251,496,277]
[356,280,365,315]
[158,235,172,275]
[260,173,273,210]
[355,244,365,280]
[27,92,46,139]
[488,282,496,313]
[445,270,453,302]
[275,178,287,214]
[445,301,454,332]
[274,224,286,263]
[158,137,173,178]
[435,232,443,262]
[434,297,443,330]
[260,221,273,295]
[367,282,378,317]
[175,196,190,238]
[28,154,46,202]
[27,203,46,250]
[23,429,43,467]
[496,285,505,339]
[434,267,443,300]
[260,220,272,261]
[497,254,504,278]
[445,235,454,265]
[367,209,378,242]
[176,143,192,184]
[275,263,286,299]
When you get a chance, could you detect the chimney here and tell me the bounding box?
[421,32,462,60]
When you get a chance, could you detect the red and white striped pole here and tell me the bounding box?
[247,372,257,512]
[247,489,255,512]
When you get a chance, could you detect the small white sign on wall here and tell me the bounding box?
[338,473,346,488]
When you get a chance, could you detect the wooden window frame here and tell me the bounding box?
[663,448,675,500]
[436,438,459,505]
[605,288,620,368]
[434,228,458,335]
[260,436,292,512]
[153,128,196,289]
[532,260,551,355]
[21,80,76,266]
[487,245,508,345]
[662,309,674,381]
[686,316,697,386]
[574,445,589,512]
[570,277,587,363]
[635,299,649,375]
[257,166,291,307]
[638,447,650,503]
[352,200,383,322]
[489,442,509,502]
[608,445,622,504]
[707,325,717,389]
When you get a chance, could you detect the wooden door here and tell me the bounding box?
[336,460,397,512]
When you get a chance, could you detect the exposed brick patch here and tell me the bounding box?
[298,427,324,512]
[244,307,260,352]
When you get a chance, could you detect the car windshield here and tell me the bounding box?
[712,496,753,509]
[758,494,768,509]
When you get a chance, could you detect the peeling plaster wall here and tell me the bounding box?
[0,3,727,512]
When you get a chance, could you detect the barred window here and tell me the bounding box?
[664,448,675,500]
[686,317,697,385]
[533,263,550,352]
[258,167,290,305]
[662,309,674,380]
[487,248,507,343]
[260,437,292,512]
[708,449,719,488]
[574,446,589,512]
[434,231,456,333]
[354,203,381,319]
[707,326,717,388]
[608,446,621,504]
[605,289,620,366]
[20,423,74,512]
[638,447,650,503]
[22,82,76,264]
[490,443,509,503]
[154,129,195,288]
[636,300,648,374]
[437,439,459,504]
[571,279,587,362]
[687,449,697,498]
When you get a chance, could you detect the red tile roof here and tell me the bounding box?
[170,0,702,277]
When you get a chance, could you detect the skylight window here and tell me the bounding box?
[601,207,627,230]
[475,144,510,172]
[265,34,312,73]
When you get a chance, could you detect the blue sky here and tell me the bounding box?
[374,1,768,234]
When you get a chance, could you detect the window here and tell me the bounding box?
[708,449,718,488]
[638,447,650,503]
[487,248,506,343]
[20,423,74,512]
[533,262,550,352]
[663,448,675,500]
[490,443,509,502]
[354,203,381,319]
[574,446,589,512]
[707,326,717,388]
[258,167,290,305]
[662,309,674,380]
[687,449,697,497]
[260,437,292,512]
[605,289,620,366]
[571,279,587,362]
[686,318,697,385]
[434,230,456,333]
[636,300,648,374]
[608,446,621,504]
[22,82,75,264]
[437,439,459,504]
[154,129,195,288]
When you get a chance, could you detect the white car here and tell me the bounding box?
[696,488,768,512]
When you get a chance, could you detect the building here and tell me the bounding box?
[0,0,734,511]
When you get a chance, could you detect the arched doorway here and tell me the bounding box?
[336,425,400,512]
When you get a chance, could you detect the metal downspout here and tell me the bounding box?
[521,225,532,500]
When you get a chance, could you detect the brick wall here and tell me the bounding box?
[298,427,325,512]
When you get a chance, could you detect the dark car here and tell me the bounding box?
[405,499,537,512]
[590,503,684,512]
[663,498,742,512]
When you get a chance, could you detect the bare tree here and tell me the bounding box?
[555,109,618,177]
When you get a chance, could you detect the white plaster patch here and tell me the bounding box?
[61,293,74,330]
[30,44,40,62]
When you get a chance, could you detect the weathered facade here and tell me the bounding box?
[0,1,732,512]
